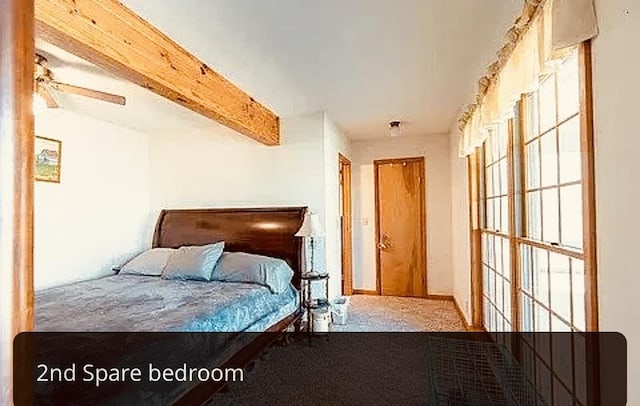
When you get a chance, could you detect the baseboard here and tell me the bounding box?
[352,289,378,296]
[425,294,454,301]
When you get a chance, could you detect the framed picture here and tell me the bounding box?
[35,136,62,183]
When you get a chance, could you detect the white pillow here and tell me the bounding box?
[119,248,176,276]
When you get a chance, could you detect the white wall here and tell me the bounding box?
[323,116,352,298]
[148,112,351,298]
[34,110,151,289]
[351,134,453,295]
[591,0,640,399]
[449,130,471,323]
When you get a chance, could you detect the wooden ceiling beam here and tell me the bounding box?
[35,0,280,145]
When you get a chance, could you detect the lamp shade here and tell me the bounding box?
[295,213,324,237]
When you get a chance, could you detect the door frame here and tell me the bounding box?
[374,157,427,297]
[338,153,353,295]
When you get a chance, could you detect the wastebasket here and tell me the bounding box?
[312,308,330,334]
[331,296,349,325]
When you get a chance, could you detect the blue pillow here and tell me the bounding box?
[212,252,294,293]
[161,242,225,281]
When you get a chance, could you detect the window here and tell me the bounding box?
[475,47,595,334]
[481,123,512,332]
[520,52,586,333]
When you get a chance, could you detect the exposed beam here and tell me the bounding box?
[0,0,35,403]
[35,0,280,145]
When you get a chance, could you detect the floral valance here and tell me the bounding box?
[458,0,598,157]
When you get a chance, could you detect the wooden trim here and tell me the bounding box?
[338,153,353,296]
[426,294,454,301]
[515,237,583,260]
[507,119,520,331]
[452,297,475,331]
[468,153,484,329]
[352,289,378,296]
[0,0,35,403]
[34,0,279,145]
[579,41,599,332]
[374,157,427,297]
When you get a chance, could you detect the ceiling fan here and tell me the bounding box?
[34,53,126,109]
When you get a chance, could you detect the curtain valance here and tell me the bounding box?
[458,0,598,157]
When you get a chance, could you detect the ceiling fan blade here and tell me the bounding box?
[37,84,59,108]
[49,81,126,106]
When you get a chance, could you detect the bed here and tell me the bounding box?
[30,206,307,405]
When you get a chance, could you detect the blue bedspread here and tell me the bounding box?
[35,274,299,332]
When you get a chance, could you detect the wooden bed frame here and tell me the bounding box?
[152,206,307,405]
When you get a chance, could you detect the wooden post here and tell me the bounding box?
[0,0,35,403]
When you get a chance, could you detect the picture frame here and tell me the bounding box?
[35,136,62,183]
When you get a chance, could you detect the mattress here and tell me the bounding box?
[35,274,299,332]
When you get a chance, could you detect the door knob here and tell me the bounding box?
[377,234,391,250]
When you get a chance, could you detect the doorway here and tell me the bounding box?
[374,157,427,297]
[339,154,353,295]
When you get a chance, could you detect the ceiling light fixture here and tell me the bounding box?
[389,121,402,137]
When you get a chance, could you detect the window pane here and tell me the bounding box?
[492,129,500,163]
[542,189,560,243]
[498,124,508,159]
[560,184,583,249]
[525,92,539,141]
[559,117,582,184]
[485,165,494,197]
[499,159,508,195]
[539,75,557,133]
[527,191,542,240]
[504,281,512,323]
[540,131,558,187]
[557,55,580,122]
[572,259,586,331]
[487,235,495,268]
[521,245,533,293]
[486,198,494,231]
[485,137,494,164]
[496,276,504,311]
[495,236,503,275]
[535,303,550,332]
[494,163,502,196]
[551,314,571,332]
[549,253,572,322]
[501,196,509,234]
[503,238,511,278]
[526,139,540,189]
[522,295,534,331]
[533,248,549,306]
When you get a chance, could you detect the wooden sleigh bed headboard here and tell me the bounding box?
[152,207,307,289]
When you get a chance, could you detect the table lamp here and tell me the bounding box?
[295,212,324,276]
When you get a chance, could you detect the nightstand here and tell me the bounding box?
[300,272,330,345]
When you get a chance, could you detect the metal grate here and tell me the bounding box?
[426,337,548,406]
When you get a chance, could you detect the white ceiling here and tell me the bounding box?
[37,0,522,140]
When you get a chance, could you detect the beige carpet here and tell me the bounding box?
[330,295,466,332]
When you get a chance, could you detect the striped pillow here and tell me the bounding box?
[161,242,225,281]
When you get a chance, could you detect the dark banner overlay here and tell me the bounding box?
[14,332,625,406]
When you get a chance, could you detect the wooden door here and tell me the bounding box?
[375,157,426,297]
[339,154,353,295]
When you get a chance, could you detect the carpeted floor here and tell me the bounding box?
[209,296,468,405]
[330,295,466,332]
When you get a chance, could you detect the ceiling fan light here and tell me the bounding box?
[33,93,47,114]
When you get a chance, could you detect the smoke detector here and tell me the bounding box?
[389,121,402,137]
